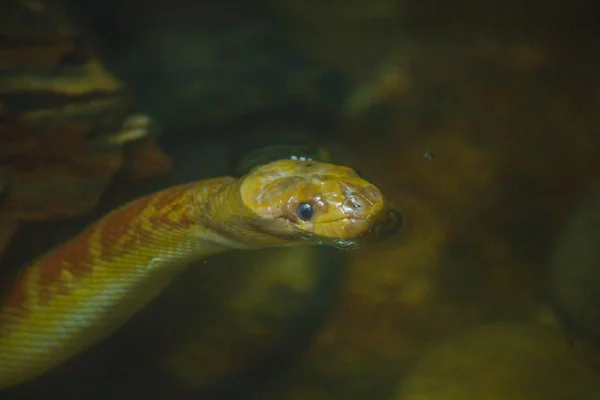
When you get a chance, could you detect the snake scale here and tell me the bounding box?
[0,159,385,389]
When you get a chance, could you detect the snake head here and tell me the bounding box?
[240,159,386,248]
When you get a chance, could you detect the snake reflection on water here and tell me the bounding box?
[0,159,387,389]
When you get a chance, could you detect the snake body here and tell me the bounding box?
[0,159,385,389]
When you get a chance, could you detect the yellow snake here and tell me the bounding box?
[0,159,385,389]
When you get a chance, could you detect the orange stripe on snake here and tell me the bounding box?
[0,184,197,332]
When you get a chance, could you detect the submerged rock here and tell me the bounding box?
[0,0,150,221]
[157,246,341,390]
[395,322,599,400]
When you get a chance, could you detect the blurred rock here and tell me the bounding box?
[0,0,156,220]
[395,322,600,400]
[1,150,122,220]
[157,247,327,389]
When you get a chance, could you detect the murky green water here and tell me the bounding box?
[1,1,599,399]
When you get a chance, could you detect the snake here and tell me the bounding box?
[0,158,386,389]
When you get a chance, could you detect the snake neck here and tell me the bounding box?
[195,180,299,249]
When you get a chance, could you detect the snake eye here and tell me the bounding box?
[296,202,314,221]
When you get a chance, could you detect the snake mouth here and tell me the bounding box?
[309,215,381,240]
[315,216,369,225]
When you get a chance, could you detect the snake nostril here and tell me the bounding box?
[344,195,368,217]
